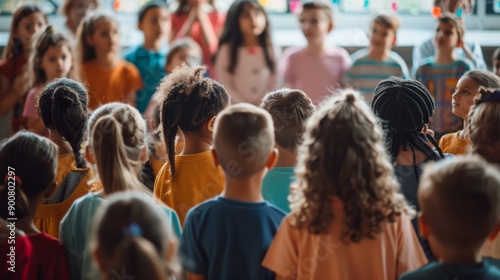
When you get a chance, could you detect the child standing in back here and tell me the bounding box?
[280,1,351,104]
[215,0,278,105]
[77,12,142,109]
[123,1,171,114]
[153,65,230,225]
[343,12,409,102]
[263,91,427,280]
[414,12,474,137]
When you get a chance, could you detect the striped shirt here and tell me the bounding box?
[343,49,410,102]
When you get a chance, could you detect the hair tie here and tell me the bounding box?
[122,223,143,237]
[4,174,22,187]
[478,90,500,105]
[45,25,54,34]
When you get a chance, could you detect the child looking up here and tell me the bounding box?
[280,1,351,104]
[260,88,315,212]
[343,12,409,102]
[215,0,278,105]
[400,155,500,279]
[493,47,500,77]
[181,103,285,280]
[77,12,142,109]
[263,91,426,280]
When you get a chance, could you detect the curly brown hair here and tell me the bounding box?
[290,90,413,243]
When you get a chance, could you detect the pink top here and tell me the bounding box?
[262,196,427,280]
[280,46,351,104]
[22,85,49,137]
[215,44,279,105]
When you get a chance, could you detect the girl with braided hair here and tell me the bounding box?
[153,64,230,225]
[371,76,448,262]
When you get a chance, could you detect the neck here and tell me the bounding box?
[276,146,297,167]
[243,35,260,48]
[395,147,428,165]
[49,130,72,155]
[95,51,118,68]
[16,198,44,235]
[181,131,212,155]
[306,39,327,54]
[143,37,162,51]
[222,170,265,202]
[368,47,390,61]
[66,21,77,34]
[459,119,469,138]
[438,246,482,265]
[435,50,456,64]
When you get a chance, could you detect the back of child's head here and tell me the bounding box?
[38,78,88,168]
[213,103,274,178]
[260,88,315,153]
[91,191,180,279]
[436,12,465,43]
[138,0,168,22]
[156,64,230,178]
[174,0,216,14]
[371,11,401,33]
[468,88,500,164]
[77,12,117,64]
[301,1,334,25]
[372,76,444,161]
[291,91,411,241]
[419,155,500,249]
[87,102,148,194]
[0,131,57,220]
[25,25,77,89]
[166,38,203,71]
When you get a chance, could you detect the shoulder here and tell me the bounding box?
[330,45,350,58]
[185,197,219,221]
[122,45,141,60]
[350,48,368,61]
[389,51,406,64]
[28,233,64,250]
[266,202,287,219]
[282,46,304,60]
[399,262,440,280]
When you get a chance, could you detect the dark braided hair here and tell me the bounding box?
[38,78,89,168]
[157,65,230,178]
[371,77,445,183]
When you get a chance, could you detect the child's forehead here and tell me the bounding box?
[142,6,169,18]
[300,8,330,20]
[371,21,394,32]
[95,19,118,30]
[20,12,46,24]
[436,21,456,30]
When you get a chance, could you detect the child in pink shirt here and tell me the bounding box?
[262,91,427,280]
[280,2,351,104]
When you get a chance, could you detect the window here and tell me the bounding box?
[486,0,500,14]
[0,0,58,14]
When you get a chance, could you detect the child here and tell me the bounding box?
[260,88,315,212]
[280,1,351,104]
[263,92,426,279]
[439,70,500,155]
[123,1,170,114]
[399,155,500,279]
[153,65,229,225]
[91,191,181,279]
[77,12,142,109]
[372,77,447,261]
[414,12,474,137]
[61,0,99,36]
[343,12,410,102]
[0,218,33,280]
[22,26,78,137]
[215,0,278,105]
[181,103,285,280]
[0,131,70,279]
[34,78,94,238]
[60,103,182,280]
[493,47,500,77]
[0,4,47,138]
[171,0,225,72]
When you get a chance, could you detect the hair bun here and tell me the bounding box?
[345,93,356,104]
[45,25,54,34]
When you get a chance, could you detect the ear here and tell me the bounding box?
[328,22,334,32]
[418,213,431,238]
[207,116,216,132]
[211,148,219,167]
[140,145,148,162]
[456,39,464,48]
[265,148,278,169]
[392,35,397,47]
[85,145,95,165]
[138,21,144,32]
[487,224,500,241]
[92,247,106,274]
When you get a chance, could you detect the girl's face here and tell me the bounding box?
[139,7,171,42]
[452,76,478,119]
[69,0,97,30]
[493,59,500,77]
[238,5,267,38]
[87,20,120,55]
[434,21,461,51]
[16,12,46,47]
[40,44,73,82]
[166,47,201,72]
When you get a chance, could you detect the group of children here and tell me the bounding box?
[1,0,500,280]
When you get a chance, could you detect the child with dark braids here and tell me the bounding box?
[153,64,230,225]
[371,76,450,262]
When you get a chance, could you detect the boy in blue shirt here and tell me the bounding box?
[180,104,286,280]
[399,155,500,280]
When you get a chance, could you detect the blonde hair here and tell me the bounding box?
[91,191,180,279]
[437,12,465,42]
[76,12,117,64]
[301,1,334,25]
[290,91,412,242]
[88,103,148,194]
[371,12,401,32]
[62,0,98,17]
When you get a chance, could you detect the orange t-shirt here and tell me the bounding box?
[439,130,470,155]
[262,196,427,280]
[153,150,224,226]
[80,60,142,109]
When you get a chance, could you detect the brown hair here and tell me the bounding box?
[437,12,465,42]
[260,88,315,153]
[371,12,401,32]
[166,38,203,70]
[493,47,500,61]
[290,91,412,242]
[301,1,334,25]
[62,0,99,17]
[76,12,117,64]
[174,0,216,14]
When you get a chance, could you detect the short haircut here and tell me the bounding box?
[371,12,401,33]
[493,47,500,61]
[419,155,500,248]
[437,12,465,42]
[260,89,315,152]
[301,1,334,25]
[213,104,275,179]
[138,1,167,23]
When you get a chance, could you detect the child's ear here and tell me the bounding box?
[207,116,216,132]
[392,35,397,47]
[85,145,95,164]
[328,22,334,32]
[211,148,219,167]
[140,145,148,162]
[456,39,464,48]
[418,212,431,238]
[265,148,278,169]
[488,224,500,241]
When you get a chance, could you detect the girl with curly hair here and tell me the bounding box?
[262,91,426,280]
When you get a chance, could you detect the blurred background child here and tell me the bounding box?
[61,0,99,36]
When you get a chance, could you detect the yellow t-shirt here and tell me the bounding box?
[56,153,74,185]
[439,130,470,155]
[153,151,225,226]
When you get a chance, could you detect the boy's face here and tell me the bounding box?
[434,21,462,51]
[369,21,396,51]
[299,8,332,44]
[493,59,500,77]
[139,7,171,42]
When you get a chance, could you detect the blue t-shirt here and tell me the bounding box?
[181,195,286,280]
[123,45,168,113]
[262,167,295,213]
[399,257,500,280]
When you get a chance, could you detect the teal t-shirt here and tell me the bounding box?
[262,167,295,213]
[399,257,500,280]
